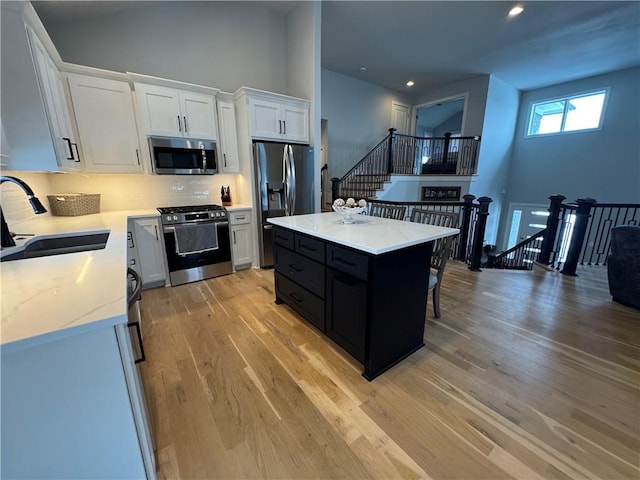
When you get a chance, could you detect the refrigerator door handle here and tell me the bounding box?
[282,146,290,216]
[288,145,296,216]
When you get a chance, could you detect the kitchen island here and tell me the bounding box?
[268,212,459,380]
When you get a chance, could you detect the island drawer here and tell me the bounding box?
[295,233,325,263]
[273,227,294,250]
[326,244,369,281]
[275,247,324,298]
[275,272,325,332]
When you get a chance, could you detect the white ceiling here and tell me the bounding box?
[322,1,640,95]
[33,1,640,96]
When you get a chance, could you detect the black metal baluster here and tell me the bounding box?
[592,208,612,265]
[581,206,600,265]
[457,194,475,261]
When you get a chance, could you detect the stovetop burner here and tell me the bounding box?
[157,204,225,215]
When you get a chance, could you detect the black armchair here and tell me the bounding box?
[607,225,640,309]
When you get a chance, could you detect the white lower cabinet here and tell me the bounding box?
[229,209,253,270]
[0,326,153,479]
[130,217,167,288]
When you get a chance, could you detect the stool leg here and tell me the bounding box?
[433,284,441,318]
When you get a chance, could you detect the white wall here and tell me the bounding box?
[506,66,640,206]
[321,68,413,180]
[380,176,475,203]
[42,2,288,94]
[475,75,520,246]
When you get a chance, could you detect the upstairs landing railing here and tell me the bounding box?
[490,195,640,274]
[331,129,482,201]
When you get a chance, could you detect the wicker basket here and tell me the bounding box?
[47,193,101,216]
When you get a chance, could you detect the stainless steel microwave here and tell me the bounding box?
[148,137,218,175]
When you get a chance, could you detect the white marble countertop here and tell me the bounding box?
[267,212,459,255]
[0,209,159,352]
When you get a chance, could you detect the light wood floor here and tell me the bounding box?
[139,261,640,479]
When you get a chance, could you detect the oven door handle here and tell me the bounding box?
[163,220,228,233]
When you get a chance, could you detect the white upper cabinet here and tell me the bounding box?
[181,92,217,139]
[216,94,240,173]
[280,103,309,143]
[26,27,82,171]
[67,73,142,173]
[236,87,310,144]
[1,2,83,172]
[134,83,217,140]
[249,98,281,139]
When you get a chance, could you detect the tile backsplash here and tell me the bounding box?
[1,171,239,224]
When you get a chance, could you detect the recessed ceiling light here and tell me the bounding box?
[509,5,524,16]
[406,80,415,87]
[359,66,367,72]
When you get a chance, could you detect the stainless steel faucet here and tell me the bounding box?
[1,176,47,248]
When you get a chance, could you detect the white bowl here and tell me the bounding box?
[332,205,366,223]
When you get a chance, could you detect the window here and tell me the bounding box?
[527,89,608,136]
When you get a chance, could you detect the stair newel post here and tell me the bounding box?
[468,196,492,271]
[457,194,476,261]
[387,128,396,174]
[560,198,597,276]
[538,194,566,265]
[330,177,340,203]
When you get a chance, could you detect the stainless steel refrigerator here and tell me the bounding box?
[254,141,314,267]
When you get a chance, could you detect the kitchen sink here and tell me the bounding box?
[0,231,110,262]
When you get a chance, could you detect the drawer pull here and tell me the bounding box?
[290,292,303,302]
[300,244,316,252]
[288,263,303,272]
[335,256,357,267]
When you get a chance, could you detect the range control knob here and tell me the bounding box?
[173,215,178,221]
[166,215,172,222]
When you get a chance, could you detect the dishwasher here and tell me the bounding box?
[114,268,156,478]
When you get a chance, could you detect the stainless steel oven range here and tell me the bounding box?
[158,205,233,286]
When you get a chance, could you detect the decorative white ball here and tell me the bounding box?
[333,198,345,206]
[346,197,356,207]
[358,199,367,207]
